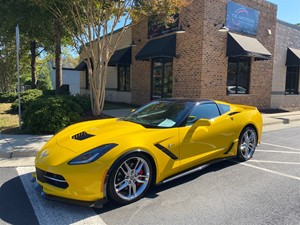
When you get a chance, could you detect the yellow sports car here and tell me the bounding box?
[34,99,262,208]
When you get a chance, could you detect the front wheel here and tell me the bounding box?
[237,127,258,161]
[107,153,153,204]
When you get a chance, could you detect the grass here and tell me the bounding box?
[0,103,20,133]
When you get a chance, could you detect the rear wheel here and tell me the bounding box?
[108,153,153,204]
[237,127,257,161]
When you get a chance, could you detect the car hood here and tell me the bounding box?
[54,118,147,153]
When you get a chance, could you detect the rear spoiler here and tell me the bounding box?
[233,104,257,111]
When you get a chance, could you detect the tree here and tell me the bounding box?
[0,0,73,91]
[44,0,189,116]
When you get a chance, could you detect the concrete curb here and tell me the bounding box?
[262,113,300,126]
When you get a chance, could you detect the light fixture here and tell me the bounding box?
[268,29,272,35]
[176,25,186,34]
[218,24,229,32]
[214,22,229,32]
[130,40,137,47]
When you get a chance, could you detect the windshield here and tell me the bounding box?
[124,101,195,128]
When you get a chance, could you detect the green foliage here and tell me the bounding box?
[36,59,53,90]
[0,92,18,103]
[22,96,84,134]
[68,95,91,114]
[11,89,43,113]
[42,89,56,96]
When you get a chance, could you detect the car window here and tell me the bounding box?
[217,103,230,115]
[187,103,220,125]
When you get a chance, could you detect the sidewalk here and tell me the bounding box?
[1,109,300,166]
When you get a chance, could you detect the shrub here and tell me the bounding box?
[67,95,91,115]
[0,92,18,103]
[42,90,56,96]
[11,89,43,113]
[22,96,84,134]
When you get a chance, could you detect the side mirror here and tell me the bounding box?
[193,118,211,127]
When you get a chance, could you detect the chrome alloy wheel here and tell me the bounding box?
[114,156,150,201]
[239,128,257,160]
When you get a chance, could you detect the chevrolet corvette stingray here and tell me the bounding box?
[34,99,262,207]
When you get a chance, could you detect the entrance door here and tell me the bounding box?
[152,58,173,99]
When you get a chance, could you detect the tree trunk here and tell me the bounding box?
[30,40,37,88]
[55,19,62,94]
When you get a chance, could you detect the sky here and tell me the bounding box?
[267,0,300,24]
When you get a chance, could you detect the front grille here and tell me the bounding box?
[72,131,94,141]
[36,168,69,189]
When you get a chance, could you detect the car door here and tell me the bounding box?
[178,103,237,171]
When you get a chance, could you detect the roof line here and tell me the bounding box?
[277,20,300,31]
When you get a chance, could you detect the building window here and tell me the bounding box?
[227,57,251,94]
[118,65,130,92]
[285,66,299,95]
[152,58,173,99]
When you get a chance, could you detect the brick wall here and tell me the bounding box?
[131,0,277,108]
[199,0,277,109]
[131,19,152,105]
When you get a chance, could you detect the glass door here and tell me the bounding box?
[152,58,173,99]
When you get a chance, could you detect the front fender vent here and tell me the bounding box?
[72,131,94,141]
[154,143,178,160]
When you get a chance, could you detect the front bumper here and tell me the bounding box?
[32,176,106,208]
[35,141,111,205]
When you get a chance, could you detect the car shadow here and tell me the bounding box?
[95,159,238,213]
[0,176,39,225]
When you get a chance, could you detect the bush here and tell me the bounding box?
[68,95,91,115]
[22,96,84,134]
[11,89,43,113]
[42,90,56,96]
[0,92,18,103]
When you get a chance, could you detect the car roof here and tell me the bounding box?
[158,98,215,104]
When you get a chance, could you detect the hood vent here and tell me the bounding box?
[72,131,94,141]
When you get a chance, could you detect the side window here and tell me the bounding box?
[187,103,220,125]
[217,104,230,115]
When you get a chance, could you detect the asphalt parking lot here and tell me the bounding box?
[0,127,299,225]
[96,127,300,225]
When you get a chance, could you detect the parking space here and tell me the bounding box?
[243,127,300,180]
[98,127,300,225]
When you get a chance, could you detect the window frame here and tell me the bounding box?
[285,66,300,95]
[117,65,131,92]
[227,57,251,95]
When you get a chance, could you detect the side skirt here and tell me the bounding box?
[157,156,236,185]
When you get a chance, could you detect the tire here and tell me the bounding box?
[107,153,153,204]
[237,126,258,161]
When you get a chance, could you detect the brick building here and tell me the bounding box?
[77,0,300,110]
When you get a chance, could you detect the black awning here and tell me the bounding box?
[108,47,132,66]
[136,34,176,60]
[227,32,272,61]
[75,59,93,71]
[286,47,300,66]
[75,60,87,71]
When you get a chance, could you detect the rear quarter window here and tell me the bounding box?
[217,104,230,115]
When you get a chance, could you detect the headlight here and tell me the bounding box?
[68,143,118,165]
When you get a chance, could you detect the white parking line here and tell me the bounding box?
[235,161,300,181]
[17,167,107,225]
[261,142,300,151]
[249,160,300,165]
[256,150,300,154]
